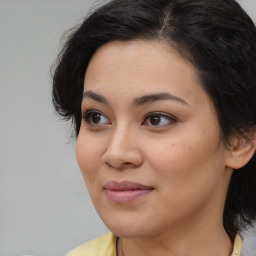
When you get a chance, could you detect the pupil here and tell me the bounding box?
[92,113,101,123]
[150,115,160,125]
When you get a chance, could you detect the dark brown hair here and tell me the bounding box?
[52,0,256,237]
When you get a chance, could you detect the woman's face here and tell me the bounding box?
[76,40,232,238]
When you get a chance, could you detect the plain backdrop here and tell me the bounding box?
[0,1,255,255]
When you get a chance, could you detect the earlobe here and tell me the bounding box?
[225,133,256,170]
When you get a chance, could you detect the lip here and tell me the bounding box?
[103,181,154,204]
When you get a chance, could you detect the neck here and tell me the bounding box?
[117,214,233,256]
[118,229,232,256]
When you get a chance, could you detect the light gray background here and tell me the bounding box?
[0,1,255,255]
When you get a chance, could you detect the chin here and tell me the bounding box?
[109,225,148,238]
[100,212,152,238]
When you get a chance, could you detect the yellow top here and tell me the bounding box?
[66,232,116,256]
[66,232,242,256]
[231,233,242,256]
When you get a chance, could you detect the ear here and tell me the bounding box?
[225,131,256,170]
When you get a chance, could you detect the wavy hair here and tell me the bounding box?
[52,0,256,237]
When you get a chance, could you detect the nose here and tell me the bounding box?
[101,125,143,169]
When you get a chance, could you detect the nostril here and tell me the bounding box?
[105,161,133,169]
[106,162,112,168]
[123,162,132,166]
[102,144,143,169]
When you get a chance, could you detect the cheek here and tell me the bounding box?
[76,133,102,182]
[145,137,226,222]
[146,131,225,192]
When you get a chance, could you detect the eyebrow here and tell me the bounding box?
[82,90,189,106]
[133,92,189,106]
[82,90,109,104]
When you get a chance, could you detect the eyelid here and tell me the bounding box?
[81,109,177,128]
[82,109,110,126]
[143,111,177,126]
[144,111,177,120]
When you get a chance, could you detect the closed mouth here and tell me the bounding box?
[103,180,154,203]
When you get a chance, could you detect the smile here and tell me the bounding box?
[103,180,154,204]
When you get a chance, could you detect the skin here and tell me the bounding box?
[76,40,235,256]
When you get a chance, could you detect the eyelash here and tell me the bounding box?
[143,112,177,127]
[82,110,177,128]
[82,110,110,127]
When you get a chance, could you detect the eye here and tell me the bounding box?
[82,110,110,126]
[143,112,176,127]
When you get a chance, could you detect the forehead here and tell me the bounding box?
[83,40,209,108]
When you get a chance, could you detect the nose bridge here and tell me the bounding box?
[102,121,143,168]
[107,122,135,156]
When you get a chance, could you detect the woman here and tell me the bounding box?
[52,0,256,255]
